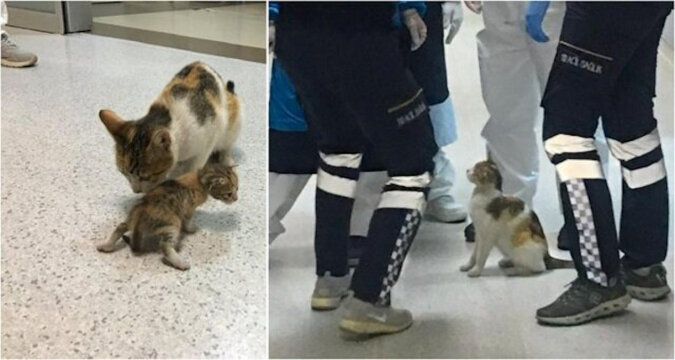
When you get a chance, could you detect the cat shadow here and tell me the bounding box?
[231,147,245,165]
[115,194,141,211]
[193,209,241,233]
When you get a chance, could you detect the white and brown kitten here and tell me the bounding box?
[96,163,239,270]
[461,160,573,277]
[99,61,242,193]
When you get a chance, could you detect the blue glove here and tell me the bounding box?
[525,1,550,43]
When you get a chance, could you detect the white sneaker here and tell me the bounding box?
[311,272,351,311]
[425,196,467,223]
[1,33,37,68]
[339,296,413,339]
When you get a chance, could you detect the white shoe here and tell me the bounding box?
[425,196,467,223]
[311,272,351,310]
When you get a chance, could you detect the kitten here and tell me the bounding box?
[99,61,242,193]
[460,160,573,277]
[96,163,239,270]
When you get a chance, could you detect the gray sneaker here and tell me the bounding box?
[339,296,413,339]
[624,264,671,301]
[536,277,631,326]
[1,33,37,68]
[311,272,350,311]
[425,195,467,223]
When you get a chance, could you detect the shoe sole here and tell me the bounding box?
[311,293,347,311]
[1,58,37,68]
[627,285,671,301]
[424,213,467,224]
[339,318,412,339]
[536,293,631,326]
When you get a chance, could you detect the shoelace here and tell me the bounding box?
[1,34,17,49]
[558,279,588,306]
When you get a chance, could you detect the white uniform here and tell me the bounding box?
[478,1,564,205]
[268,173,311,243]
[1,1,8,35]
[478,2,609,208]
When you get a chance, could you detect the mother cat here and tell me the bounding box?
[99,61,241,193]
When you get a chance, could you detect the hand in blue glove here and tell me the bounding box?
[525,1,550,43]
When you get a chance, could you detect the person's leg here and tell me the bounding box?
[478,2,541,206]
[1,0,7,35]
[427,144,466,223]
[601,12,671,301]
[537,2,671,325]
[268,172,312,243]
[275,27,368,311]
[349,170,387,267]
[1,0,37,68]
[331,31,436,309]
[403,2,465,224]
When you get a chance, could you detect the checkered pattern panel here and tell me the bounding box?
[565,179,608,286]
[377,210,422,305]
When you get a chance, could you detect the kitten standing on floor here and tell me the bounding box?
[99,61,242,193]
[96,163,238,270]
[461,160,573,277]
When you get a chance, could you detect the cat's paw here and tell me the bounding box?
[96,243,117,253]
[467,268,482,277]
[459,262,474,272]
[182,224,198,234]
[164,257,191,271]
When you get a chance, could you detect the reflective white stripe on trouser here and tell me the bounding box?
[385,172,432,188]
[319,152,362,168]
[378,191,426,212]
[621,159,667,189]
[316,168,358,198]
[607,129,661,161]
[544,134,597,157]
[556,159,604,182]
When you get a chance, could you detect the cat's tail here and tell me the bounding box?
[226,80,235,94]
[544,253,575,270]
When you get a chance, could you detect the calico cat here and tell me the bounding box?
[461,160,573,277]
[99,61,242,193]
[96,163,239,270]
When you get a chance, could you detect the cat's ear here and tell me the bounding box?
[99,109,126,136]
[152,129,171,151]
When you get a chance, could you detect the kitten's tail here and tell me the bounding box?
[544,253,575,270]
[226,80,235,94]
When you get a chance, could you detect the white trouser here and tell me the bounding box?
[349,171,388,237]
[269,171,394,241]
[429,145,457,202]
[268,173,311,243]
[428,96,459,202]
[1,1,8,35]
[478,1,565,205]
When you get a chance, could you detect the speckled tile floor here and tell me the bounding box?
[1,28,267,359]
[269,11,674,359]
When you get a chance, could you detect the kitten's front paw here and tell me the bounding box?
[96,243,117,253]
[467,268,482,277]
[182,224,198,234]
[165,257,191,271]
[459,262,474,272]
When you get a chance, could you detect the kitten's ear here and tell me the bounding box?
[99,109,125,135]
[152,129,171,151]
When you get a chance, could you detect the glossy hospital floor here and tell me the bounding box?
[269,11,675,359]
[1,27,267,358]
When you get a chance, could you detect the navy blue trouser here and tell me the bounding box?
[542,2,672,285]
[275,20,437,304]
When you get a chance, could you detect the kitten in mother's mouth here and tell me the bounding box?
[96,162,238,270]
[461,160,573,277]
